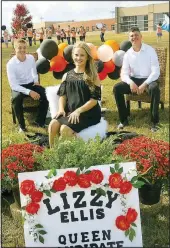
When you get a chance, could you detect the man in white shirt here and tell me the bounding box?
[6,39,49,132]
[113,27,160,132]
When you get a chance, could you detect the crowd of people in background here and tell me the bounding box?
[55,25,86,45]
[2,25,87,48]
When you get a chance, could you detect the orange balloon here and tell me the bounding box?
[50,55,67,72]
[58,43,68,57]
[104,60,115,73]
[105,40,119,52]
[91,46,99,60]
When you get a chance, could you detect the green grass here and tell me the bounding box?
[1,31,169,247]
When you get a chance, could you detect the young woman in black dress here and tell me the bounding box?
[48,41,101,148]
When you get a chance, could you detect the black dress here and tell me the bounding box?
[56,69,101,133]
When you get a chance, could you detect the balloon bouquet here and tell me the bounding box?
[36,39,132,82]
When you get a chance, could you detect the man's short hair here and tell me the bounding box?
[129,26,140,33]
[14,39,27,48]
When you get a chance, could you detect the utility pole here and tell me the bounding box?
[40,16,44,23]
[110,10,115,18]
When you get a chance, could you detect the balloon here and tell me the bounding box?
[104,40,119,52]
[97,45,114,62]
[95,60,104,73]
[36,58,50,74]
[120,40,132,52]
[50,55,67,72]
[58,43,68,57]
[40,40,58,60]
[53,71,63,79]
[36,48,45,60]
[91,46,98,60]
[26,23,32,28]
[108,66,120,80]
[65,63,75,72]
[98,70,107,81]
[63,45,74,63]
[103,60,115,73]
[112,50,125,67]
[1,25,6,30]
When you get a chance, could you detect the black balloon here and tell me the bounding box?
[26,23,32,28]
[108,66,120,80]
[120,40,132,52]
[65,63,75,72]
[53,63,75,79]
[95,60,104,73]
[1,25,6,30]
[36,58,50,74]
[53,71,63,79]
[40,40,58,60]
[63,45,74,63]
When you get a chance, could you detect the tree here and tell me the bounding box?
[11,4,32,33]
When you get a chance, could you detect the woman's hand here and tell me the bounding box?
[68,109,80,124]
[54,110,66,119]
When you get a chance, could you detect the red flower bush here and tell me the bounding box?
[126,208,138,224]
[114,136,170,183]
[90,170,104,184]
[1,143,43,190]
[115,215,130,231]
[20,180,35,195]
[25,202,40,214]
[109,173,123,188]
[78,174,91,188]
[119,181,132,194]
[64,171,78,186]
[52,178,67,191]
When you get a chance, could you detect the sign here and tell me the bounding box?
[18,163,143,247]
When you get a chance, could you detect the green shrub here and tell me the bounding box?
[36,136,114,170]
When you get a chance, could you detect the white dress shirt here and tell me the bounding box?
[121,43,160,85]
[6,54,38,95]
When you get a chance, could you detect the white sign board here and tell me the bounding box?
[18,163,143,247]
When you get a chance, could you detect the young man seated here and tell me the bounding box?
[6,39,49,132]
[113,26,160,132]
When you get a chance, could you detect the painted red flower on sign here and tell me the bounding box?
[64,171,78,186]
[78,174,91,188]
[25,202,40,214]
[90,170,104,184]
[20,180,35,195]
[109,173,123,188]
[126,208,138,224]
[31,190,43,203]
[115,215,130,231]
[52,177,66,191]
[119,181,132,194]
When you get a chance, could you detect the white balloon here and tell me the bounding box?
[112,50,125,67]
[36,48,45,60]
[97,45,114,62]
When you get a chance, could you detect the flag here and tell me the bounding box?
[161,14,170,32]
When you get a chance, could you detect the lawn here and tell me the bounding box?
[1,31,169,247]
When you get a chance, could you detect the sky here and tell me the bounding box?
[2,1,168,32]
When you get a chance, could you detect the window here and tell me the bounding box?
[120,15,148,32]
[111,25,115,30]
[153,12,169,30]
[92,26,96,31]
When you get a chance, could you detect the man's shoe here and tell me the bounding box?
[117,120,129,130]
[32,121,47,128]
[19,127,27,133]
[150,123,160,132]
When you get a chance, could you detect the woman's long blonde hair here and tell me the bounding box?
[72,42,98,86]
